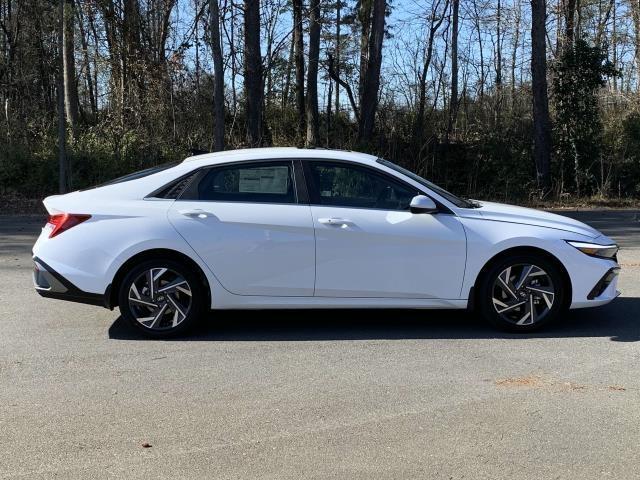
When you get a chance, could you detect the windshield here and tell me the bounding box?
[376,158,476,208]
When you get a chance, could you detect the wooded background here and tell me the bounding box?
[1,0,639,203]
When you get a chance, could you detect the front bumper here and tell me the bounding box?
[570,263,620,309]
[33,257,109,308]
[587,267,620,300]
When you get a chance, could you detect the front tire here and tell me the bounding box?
[478,254,567,332]
[118,259,205,338]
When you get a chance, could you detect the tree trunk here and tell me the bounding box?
[243,0,262,146]
[282,32,295,107]
[358,0,373,105]
[209,0,225,151]
[63,0,79,139]
[76,3,97,117]
[305,0,320,146]
[564,0,576,49]
[357,0,386,145]
[445,0,459,142]
[631,0,640,92]
[57,0,68,193]
[326,79,332,145]
[472,0,484,98]
[511,0,521,106]
[292,0,305,139]
[495,0,502,88]
[327,53,359,121]
[530,0,552,192]
[335,0,341,114]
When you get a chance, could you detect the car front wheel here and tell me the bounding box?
[478,254,567,332]
[118,259,205,338]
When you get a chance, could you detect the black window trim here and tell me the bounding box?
[300,158,452,214]
[145,157,452,213]
[145,169,202,200]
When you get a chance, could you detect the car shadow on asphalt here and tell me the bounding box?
[108,297,640,342]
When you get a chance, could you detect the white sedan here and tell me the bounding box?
[33,148,620,337]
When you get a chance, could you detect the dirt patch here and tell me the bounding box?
[495,375,546,388]
[608,385,626,391]
[495,374,625,393]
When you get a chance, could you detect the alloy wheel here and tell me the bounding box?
[491,263,555,326]
[127,267,192,330]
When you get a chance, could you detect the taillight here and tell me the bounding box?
[46,213,91,238]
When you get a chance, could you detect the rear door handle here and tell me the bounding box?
[179,209,209,218]
[318,217,353,226]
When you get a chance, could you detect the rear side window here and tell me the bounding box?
[149,171,200,199]
[184,161,297,204]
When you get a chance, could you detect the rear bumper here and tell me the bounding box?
[33,257,110,308]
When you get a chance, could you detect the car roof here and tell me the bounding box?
[182,147,378,167]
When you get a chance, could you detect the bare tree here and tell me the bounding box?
[293,0,305,138]
[327,53,359,121]
[243,0,262,146]
[510,0,522,104]
[631,0,640,91]
[563,0,577,49]
[209,0,225,150]
[57,0,68,193]
[334,0,341,114]
[306,0,320,146]
[531,0,552,192]
[414,0,448,140]
[358,0,386,145]
[495,0,502,88]
[471,0,485,98]
[76,3,97,117]
[445,0,459,142]
[358,0,373,104]
[63,0,79,138]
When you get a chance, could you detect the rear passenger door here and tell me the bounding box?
[168,160,316,296]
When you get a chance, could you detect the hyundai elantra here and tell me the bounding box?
[33,148,620,337]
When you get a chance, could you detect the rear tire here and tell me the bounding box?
[118,258,205,338]
[477,253,567,332]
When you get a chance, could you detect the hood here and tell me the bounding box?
[461,201,601,238]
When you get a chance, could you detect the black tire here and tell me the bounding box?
[118,258,205,338]
[477,253,567,332]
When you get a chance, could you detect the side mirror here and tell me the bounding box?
[410,195,438,214]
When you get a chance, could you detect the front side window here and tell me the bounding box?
[307,162,416,210]
[192,161,296,203]
[376,158,477,208]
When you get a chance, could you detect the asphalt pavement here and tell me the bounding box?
[0,211,638,479]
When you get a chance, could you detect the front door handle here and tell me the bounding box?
[179,209,209,218]
[318,217,353,226]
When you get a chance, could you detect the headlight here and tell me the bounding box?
[567,241,618,259]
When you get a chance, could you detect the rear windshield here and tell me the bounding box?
[97,162,178,187]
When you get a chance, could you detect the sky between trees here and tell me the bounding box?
[1,0,639,201]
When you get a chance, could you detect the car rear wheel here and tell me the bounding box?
[478,254,567,332]
[118,259,205,338]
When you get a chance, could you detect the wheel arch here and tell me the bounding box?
[107,248,212,309]
[470,246,572,311]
